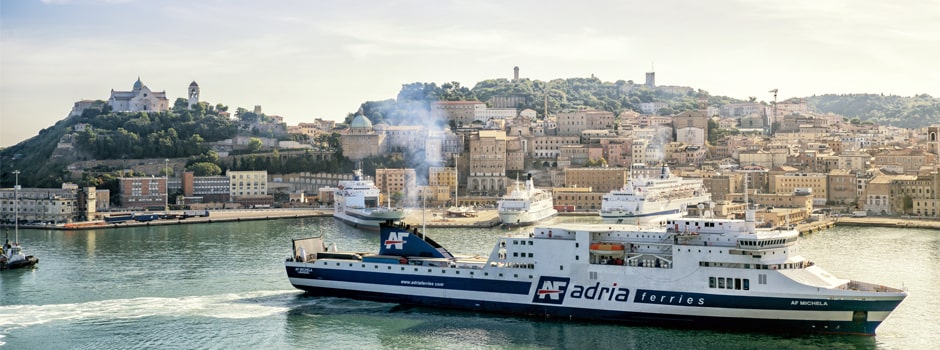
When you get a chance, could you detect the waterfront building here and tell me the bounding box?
[0,186,79,224]
[118,177,166,209]
[227,170,268,198]
[181,172,231,203]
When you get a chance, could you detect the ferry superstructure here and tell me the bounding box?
[497,174,557,226]
[333,169,406,229]
[600,164,710,222]
[285,210,906,335]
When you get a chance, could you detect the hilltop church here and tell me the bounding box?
[107,77,173,113]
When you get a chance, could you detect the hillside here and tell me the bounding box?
[4,78,939,189]
[807,94,940,128]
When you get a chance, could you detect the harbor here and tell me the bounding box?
[0,216,936,349]
[9,207,940,233]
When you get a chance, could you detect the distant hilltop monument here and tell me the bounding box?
[70,78,200,117]
[107,77,170,113]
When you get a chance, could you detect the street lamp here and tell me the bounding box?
[164,159,169,211]
[13,170,20,244]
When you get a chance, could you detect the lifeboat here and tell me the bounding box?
[590,243,626,257]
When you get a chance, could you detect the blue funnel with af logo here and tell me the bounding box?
[379,222,454,259]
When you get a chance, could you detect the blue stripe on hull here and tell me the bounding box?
[289,283,885,335]
[287,266,532,295]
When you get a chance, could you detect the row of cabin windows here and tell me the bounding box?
[512,240,534,245]
[699,261,808,270]
[739,238,796,247]
[710,276,749,290]
[512,252,534,258]
[323,261,535,274]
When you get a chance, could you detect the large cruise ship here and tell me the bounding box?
[332,169,406,229]
[600,164,710,223]
[497,174,557,227]
[286,209,906,335]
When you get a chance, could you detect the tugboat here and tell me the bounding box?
[2,174,38,271]
[1,239,39,270]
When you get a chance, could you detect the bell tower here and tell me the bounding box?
[188,81,200,108]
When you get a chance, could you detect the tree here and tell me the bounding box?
[248,137,263,152]
[188,162,222,176]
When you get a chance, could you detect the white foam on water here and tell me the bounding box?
[0,290,299,331]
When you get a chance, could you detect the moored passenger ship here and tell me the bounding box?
[333,169,406,229]
[497,174,557,227]
[599,164,710,223]
[285,209,906,335]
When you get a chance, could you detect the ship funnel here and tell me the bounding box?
[379,222,454,259]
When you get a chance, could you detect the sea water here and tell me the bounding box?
[1,216,937,349]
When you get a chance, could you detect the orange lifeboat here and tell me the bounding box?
[590,243,626,257]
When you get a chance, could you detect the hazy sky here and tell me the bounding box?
[2,0,938,147]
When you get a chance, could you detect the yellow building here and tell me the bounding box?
[226,170,268,198]
[375,168,417,203]
[769,172,827,205]
[552,187,602,211]
[563,168,630,193]
[468,130,508,196]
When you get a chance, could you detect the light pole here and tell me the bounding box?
[454,154,459,208]
[13,170,20,244]
[164,159,169,211]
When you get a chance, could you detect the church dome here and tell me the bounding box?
[350,114,373,129]
[190,81,199,87]
[133,77,143,91]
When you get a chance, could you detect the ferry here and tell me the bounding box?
[333,169,406,230]
[600,164,710,223]
[497,174,557,227]
[285,209,906,335]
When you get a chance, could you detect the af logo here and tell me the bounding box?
[532,276,570,304]
[384,231,409,250]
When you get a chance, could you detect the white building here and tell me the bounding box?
[108,77,170,113]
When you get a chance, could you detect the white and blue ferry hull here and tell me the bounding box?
[285,263,899,335]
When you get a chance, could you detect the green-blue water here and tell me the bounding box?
[1,216,937,349]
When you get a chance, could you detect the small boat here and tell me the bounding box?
[1,241,39,270]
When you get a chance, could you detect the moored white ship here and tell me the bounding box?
[286,206,906,335]
[497,174,557,227]
[600,164,710,223]
[333,169,406,229]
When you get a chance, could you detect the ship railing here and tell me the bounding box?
[290,236,326,263]
[841,280,905,293]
